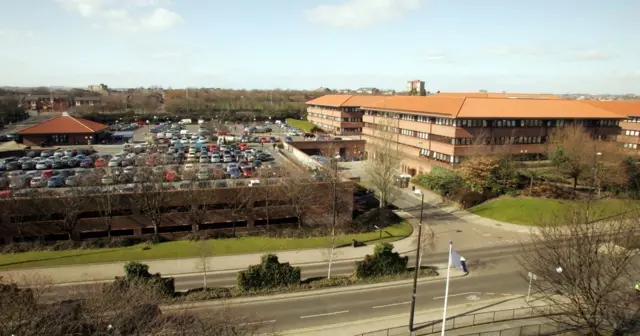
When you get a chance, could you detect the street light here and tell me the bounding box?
[327,153,342,279]
[594,152,602,198]
[409,189,425,334]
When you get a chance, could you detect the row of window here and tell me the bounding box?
[343,128,362,132]
[623,143,639,149]
[624,117,640,123]
[365,110,621,128]
[342,117,362,122]
[419,148,461,164]
[624,130,640,136]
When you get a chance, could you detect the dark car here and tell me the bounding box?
[52,160,66,169]
[79,160,93,168]
[5,162,21,171]
[21,161,35,170]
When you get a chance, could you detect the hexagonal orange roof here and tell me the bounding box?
[17,115,109,135]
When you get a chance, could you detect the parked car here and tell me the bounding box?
[197,169,210,180]
[228,167,242,179]
[101,175,114,185]
[30,176,47,188]
[47,176,65,188]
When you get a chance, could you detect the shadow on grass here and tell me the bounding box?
[0,248,129,268]
[334,230,398,248]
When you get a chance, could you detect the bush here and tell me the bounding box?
[125,261,151,279]
[237,254,301,291]
[412,167,462,197]
[355,243,408,279]
[451,188,490,209]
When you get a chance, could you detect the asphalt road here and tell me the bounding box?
[41,242,523,299]
[189,260,524,333]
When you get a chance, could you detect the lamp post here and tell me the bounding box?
[593,152,602,198]
[327,153,341,279]
[409,189,425,334]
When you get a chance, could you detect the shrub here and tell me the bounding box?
[355,243,408,279]
[451,189,488,209]
[412,167,462,197]
[125,261,151,279]
[237,254,301,291]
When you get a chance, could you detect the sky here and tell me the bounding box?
[1,0,639,94]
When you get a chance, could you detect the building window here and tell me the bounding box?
[416,132,429,139]
[419,149,430,157]
[401,129,414,136]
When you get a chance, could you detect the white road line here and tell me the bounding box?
[501,293,512,296]
[300,311,349,319]
[241,320,276,326]
[485,293,496,295]
[433,292,481,300]
[483,233,492,236]
[372,301,411,309]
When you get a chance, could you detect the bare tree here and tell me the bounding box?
[278,167,318,230]
[183,185,213,234]
[133,169,170,241]
[364,117,402,208]
[197,240,212,289]
[48,186,89,241]
[547,124,621,190]
[518,204,640,336]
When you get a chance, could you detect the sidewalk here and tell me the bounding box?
[278,295,552,336]
[1,211,422,285]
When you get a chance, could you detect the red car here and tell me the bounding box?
[239,143,248,150]
[242,167,254,177]
[164,170,178,182]
[260,137,268,143]
[94,158,107,167]
[208,145,218,151]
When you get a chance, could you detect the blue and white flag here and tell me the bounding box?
[450,249,464,269]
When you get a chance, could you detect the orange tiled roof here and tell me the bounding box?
[361,96,465,117]
[306,95,387,107]
[436,92,563,99]
[17,115,109,135]
[457,98,623,119]
[360,96,625,119]
[580,100,640,118]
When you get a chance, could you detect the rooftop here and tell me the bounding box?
[580,100,640,118]
[362,96,625,119]
[435,92,563,99]
[306,95,387,107]
[16,115,109,135]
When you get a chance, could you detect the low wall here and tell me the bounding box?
[281,142,322,170]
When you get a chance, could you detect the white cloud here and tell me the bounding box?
[570,50,615,61]
[304,0,423,28]
[55,0,182,33]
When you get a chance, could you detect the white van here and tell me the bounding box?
[180,118,193,125]
[197,119,205,125]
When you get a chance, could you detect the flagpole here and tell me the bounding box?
[440,241,453,336]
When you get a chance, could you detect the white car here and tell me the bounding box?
[101,176,114,185]
[223,155,233,163]
[211,154,221,163]
[108,160,121,167]
[184,164,196,172]
[30,177,46,188]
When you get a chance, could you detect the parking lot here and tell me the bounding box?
[0,120,302,196]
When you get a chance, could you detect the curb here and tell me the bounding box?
[163,270,467,310]
[275,295,527,335]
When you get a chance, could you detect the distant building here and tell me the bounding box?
[407,80,426,96]
[88,84,110,95]
[356,87,379,94]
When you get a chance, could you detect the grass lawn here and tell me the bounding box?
[468,196,640,226]
[285,118,316,133]
[0,222,413,270]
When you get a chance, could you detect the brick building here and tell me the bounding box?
[15,113,109,146]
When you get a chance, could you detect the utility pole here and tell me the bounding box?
[327,155,339,279]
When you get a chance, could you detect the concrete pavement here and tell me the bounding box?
[192,260,532,334]
[40,242,524,298]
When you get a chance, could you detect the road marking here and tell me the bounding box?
[300,310,349,319]
[433,292,481,300]
[467,294,480,301]
[501,293,512,296]
[485,293,496,295]
[372,301,411,309]
[483,233,492,236]
[241,320,276,326]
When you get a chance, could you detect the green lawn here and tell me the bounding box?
[468,197,640,226]
[0,222,413,270]
[285,118,317,133]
